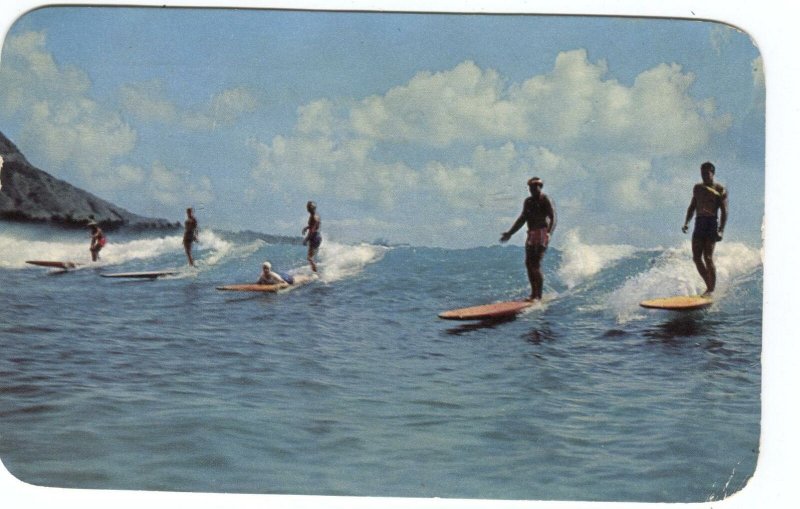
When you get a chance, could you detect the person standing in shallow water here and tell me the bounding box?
[183,207,198,266]
[682,161,728,296]
[302,201,322,272]
[500,177,556,301]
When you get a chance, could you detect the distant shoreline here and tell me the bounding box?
[0,213,181,232]
[0,217,304,245]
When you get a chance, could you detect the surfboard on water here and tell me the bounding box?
[216,275,316,293]
[101,270,178,279]
[26,260,81,270]
[438,300,534,321]
[639,295,713,311]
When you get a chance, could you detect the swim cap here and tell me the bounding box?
[262,261,271,270]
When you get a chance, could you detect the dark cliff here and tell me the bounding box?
[0,130,178,230]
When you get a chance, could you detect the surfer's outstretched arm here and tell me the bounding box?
[682,197,696,233]
[501,210,527,242]
[545,195,556,235]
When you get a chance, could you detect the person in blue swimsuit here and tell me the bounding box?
[302,201,322,272]
[257,261,294,285]
[682,161,728,296]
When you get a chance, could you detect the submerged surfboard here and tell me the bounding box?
[101,270,178,279]
[26,260,81,270]
[438,300,534,321]
[639,295,713,311]
[216,275,316,293]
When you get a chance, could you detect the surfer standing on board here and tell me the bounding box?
[682,161,728,296]
[88,221,106,262]
[500,177,556,302]
[302,201,321,273]
[183,207,199,266]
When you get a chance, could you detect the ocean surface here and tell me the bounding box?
[0,224,762,502]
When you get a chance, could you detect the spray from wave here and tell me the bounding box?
[607,241,762,322]
[556,229,638,289]
[310,240,388,283]
[0,228,237,269]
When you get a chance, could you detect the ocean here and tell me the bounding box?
[0,223,762,502]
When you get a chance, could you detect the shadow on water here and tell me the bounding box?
[522,323,557,345]
[442,316,517,336]
[643,311,721,345]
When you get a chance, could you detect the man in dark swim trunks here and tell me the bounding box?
[302,201,322,272]
[500,177,557,301]
[682,161,728,296]
[183,207,199,266]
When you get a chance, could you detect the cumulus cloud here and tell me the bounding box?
[0,31,137,182]
[249,49,729,225]
[347,50,729,157]
[120,80,258,129]
[147,161,213,207]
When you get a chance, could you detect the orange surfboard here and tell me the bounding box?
[438,300,534,320]
[639,295,713,311]
[216,275,316,293]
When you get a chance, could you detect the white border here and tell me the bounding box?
[1,2,796,509]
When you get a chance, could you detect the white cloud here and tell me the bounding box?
[119,81,179,124]
[249,133,417,208]
[148,161,213,207]
[710,25,734,55]
[248,49,732,229]
[0,31,137,183]
[347,50,729,157]
[120,81,258,130]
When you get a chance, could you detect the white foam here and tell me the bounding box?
[608,241,762,323]
[0,229,239,269]
[556,229,638,288]
[308,240,388,283]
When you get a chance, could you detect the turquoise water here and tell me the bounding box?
[0,225,762,502]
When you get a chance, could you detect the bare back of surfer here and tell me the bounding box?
[183,207,198,266]
[682,161,728,296]
[302,201,321,273]
[500,177,556,301]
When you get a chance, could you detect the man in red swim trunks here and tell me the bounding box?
[88,221,106,262]
[500,177,557,301]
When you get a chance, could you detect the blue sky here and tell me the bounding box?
[0,5,764,247]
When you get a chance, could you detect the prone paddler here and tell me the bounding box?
[500,177,556,302]
[257,261,295,286]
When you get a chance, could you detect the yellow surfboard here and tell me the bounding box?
[639,295,713,311]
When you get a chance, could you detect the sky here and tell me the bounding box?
[0,4,765,248]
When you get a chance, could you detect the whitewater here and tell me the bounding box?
[0,225,762,502]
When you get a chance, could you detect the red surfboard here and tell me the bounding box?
[438,300,534,320]
[26,260,80,270]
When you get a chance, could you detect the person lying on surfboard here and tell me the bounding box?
[302,201,321,273]
[88,221,106,262]
[682,161,728,297]
[500,177,556,302]
[257,261,295,285]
